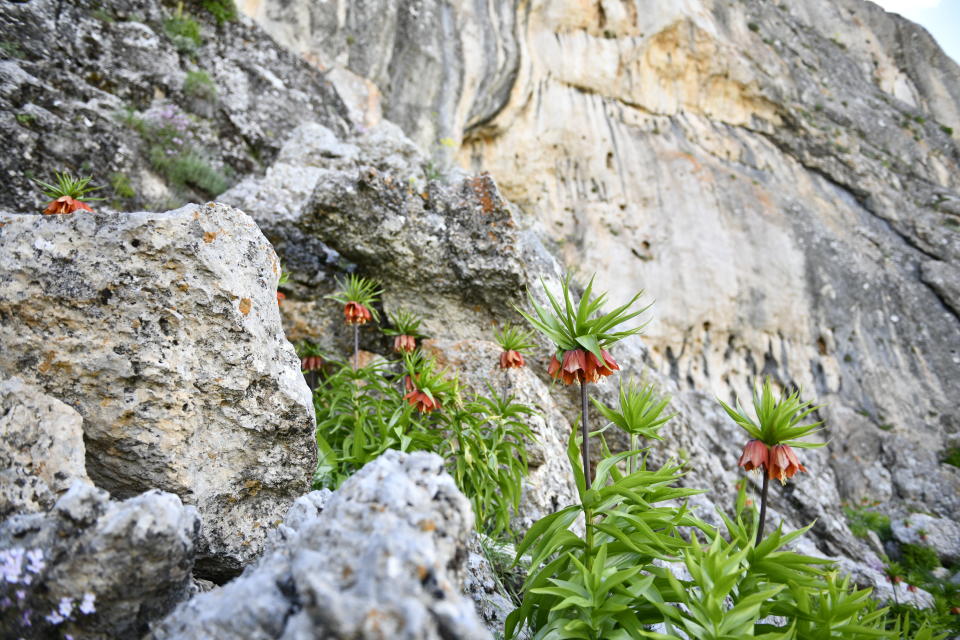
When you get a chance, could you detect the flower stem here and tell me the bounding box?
[629,434,637,475]
[580,381,591,490]
[756,469,770,546]
[353,324,359,369]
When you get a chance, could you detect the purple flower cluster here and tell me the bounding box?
[143,102,197,154]
[1,547,96,631]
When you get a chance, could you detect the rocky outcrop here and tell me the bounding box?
[0,481,199,639]
[220,119,559,348]
[0,203,316,580]
[243,0,960,562]
[0,0,349,212]
[0,377,91,517]
[150,450,490,640]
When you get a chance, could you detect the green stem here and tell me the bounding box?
[580,381,593,570]
[580,381,591,490]
[353,324,359,369]
[756,469,770,546]
[629,434,637,475]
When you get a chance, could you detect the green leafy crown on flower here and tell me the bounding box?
[591,378,675,441]
[33,171,105,201]
[516,274,649,362]
[493,324,536,353]
[403,351,459,401]
[325,274,382,320]
[718,377,826,448]
[382,309,424,337]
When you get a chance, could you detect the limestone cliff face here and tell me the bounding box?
[244,0,960,518]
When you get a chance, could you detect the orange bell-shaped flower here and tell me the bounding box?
[767,443,807,484]
[43,196,94,215]
[343,301,372,325]
[499,349,525,369]
[737,439,769,472]
[393,335,417,353]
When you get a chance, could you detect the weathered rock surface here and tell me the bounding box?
[0,377,91,517]
[0,202,316,580]
[219,113,915,603]
[0,481,199,639]
[891,513,960,565]
[244,0,960,570]
[0,0,349,212]
[150,450,490,640]
[221,120,558,348]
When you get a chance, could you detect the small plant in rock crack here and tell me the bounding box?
[494,324,536,369]
[721,377,825,545]
[164,3,202,53]
[33,171,104,214]
[382,308,425,353]
[326,274,382,368]
[121,102,230,198]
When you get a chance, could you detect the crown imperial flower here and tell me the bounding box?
[393,335,417,353]
[767,443,807,484]
[343,301,373,325]
[737,439,769,472]
[34,171,103,215]
[326,275,381,326]
[499,349,525,369]
[44,195,94,215]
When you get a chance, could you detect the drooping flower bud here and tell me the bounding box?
[499,349,525,369]
[737,439,769,473]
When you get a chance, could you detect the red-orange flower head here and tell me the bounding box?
[276,291,286,305]
[499,349,525,369]
[767,443,807,484]
[737,440,769,473]
[343,301,372,325]
[393,335,417,353]
[548,349,619,384]
[404,389,440,413]
[301,355,323,372]
[43,196,94,215]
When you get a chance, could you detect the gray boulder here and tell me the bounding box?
[0,481,199,639]
[150,450,490,640]
[891,513,960,565]
[0,377,92,517]
[0,202,316,580]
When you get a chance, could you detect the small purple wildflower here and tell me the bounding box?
[25,549,44,574]
[1,548,25,583]
[20,609,31,626]
[0,596,11,608]
[58,597,73,618]
[45,610,64,625]
[79,593,96,615]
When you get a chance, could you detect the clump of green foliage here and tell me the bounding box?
[942,446,960,468]
[183,70,217,101]
[843,500,893,542]
[199,0,237,24]
[121,103,230,197]
[308,349,535,537]
[164,9,202,53]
